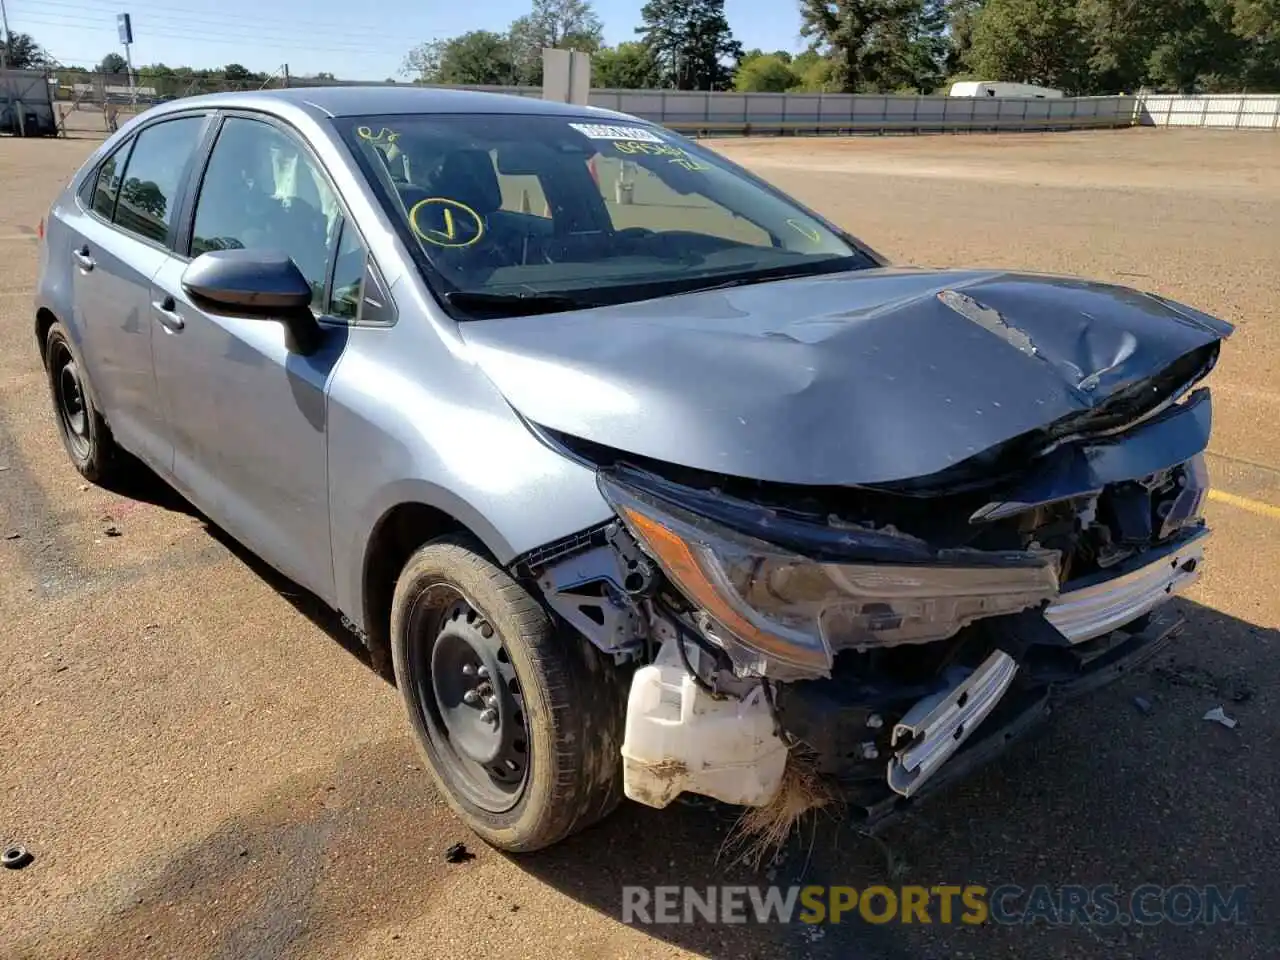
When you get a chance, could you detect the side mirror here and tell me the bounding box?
[181,248,322,354]
[181,248,314,312]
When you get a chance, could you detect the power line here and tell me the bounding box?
[44,53,106,66]
[10,0,432,42]
[12,11,397,51]
[13,13,402,55]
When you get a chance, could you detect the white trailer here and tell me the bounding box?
[949,81,1064,99]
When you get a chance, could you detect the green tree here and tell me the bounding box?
[734,52,798,91]
[1073,0,1160,91]
[959,0,1273,94]
[508,0,604,84]
[1232,0,1280,88]
[98,53,128,75]
[1143,0,1245,91]
[638,0,743,89]
[966,0,1092,91]
[138,63,181,97]
[3,32,49,70]
[402,40,445,81]
[946,0,987,74]
[402,31,518,84]
[592,41,663,87]
[798,0,947,92]
[871,0,949,91]
[789,49,839,89]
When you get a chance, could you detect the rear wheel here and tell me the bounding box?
[390,536,627,853]
[43,322,124,484]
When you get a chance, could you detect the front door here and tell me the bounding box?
[150,115,349,601]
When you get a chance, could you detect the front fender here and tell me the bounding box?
[325,287,615,631]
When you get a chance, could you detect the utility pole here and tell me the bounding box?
[117,12,136,106]
[1,0,12,69]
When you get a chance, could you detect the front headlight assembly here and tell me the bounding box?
[599,473,1061,681]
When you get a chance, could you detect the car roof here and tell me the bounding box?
[143,85,633,121]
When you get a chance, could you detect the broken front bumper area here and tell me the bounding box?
[775,607,1186,830]
[620,525,1205,820]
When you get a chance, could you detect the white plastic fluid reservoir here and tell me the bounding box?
[620,639,789,809]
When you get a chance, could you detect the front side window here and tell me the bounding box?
[191,117,342,309]
[328,219,367,320]
[112,116,206,244]
[341,115,871,317]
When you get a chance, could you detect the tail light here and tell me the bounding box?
[37,218,44,240]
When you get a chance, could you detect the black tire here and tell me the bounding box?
[390,535,627,853]
[42,322,123,484]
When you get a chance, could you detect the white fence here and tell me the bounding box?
[587,90,1136,135]
[1136,94,1280,130]
[20,68,1280,137]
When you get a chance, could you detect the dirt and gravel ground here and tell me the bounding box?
[2,127,1278,960]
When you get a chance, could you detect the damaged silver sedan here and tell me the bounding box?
[36,87,1231,852]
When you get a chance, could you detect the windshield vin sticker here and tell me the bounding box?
[569,122,663,143]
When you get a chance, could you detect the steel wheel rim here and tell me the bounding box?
[408,583,530,813]
[52,345,90,460]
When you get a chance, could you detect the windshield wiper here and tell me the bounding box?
[445,290,594,319]
[660,257,870,299]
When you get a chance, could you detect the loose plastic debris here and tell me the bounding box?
[1132,696,1153,715]
[2,845,34,870]
[444,842,474,863]
[1202,706,1238,729]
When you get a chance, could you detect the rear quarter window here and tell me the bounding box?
[111,116,206,244]
[80,142,132,220]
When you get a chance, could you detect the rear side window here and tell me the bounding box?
[88,143,130,219]
[112,116,206,244]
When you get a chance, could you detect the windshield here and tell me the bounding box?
[338,113,873,317]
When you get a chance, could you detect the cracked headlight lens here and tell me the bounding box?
[600,473,1060,680]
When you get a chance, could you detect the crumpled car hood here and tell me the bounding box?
[460,267,1233,486]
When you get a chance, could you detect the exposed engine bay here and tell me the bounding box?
[514,339,1221,823]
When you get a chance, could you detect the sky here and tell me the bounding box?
[5,0,808,79]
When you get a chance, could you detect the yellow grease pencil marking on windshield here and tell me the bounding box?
[786,219,822,243]
[357,125,400,144]
[409,197,484,249]
[611,140,710,170]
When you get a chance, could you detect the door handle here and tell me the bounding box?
[73,245,95,271]
[152,295,185,332]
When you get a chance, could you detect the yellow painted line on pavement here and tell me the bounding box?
[1208,489,1280,521]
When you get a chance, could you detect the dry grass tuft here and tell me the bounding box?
[718,751,838,870]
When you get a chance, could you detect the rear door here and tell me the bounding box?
[150,113,360,600]
[64,114,211,472]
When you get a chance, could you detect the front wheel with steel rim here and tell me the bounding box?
[391,535,628,853]
[43,322,122,483]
